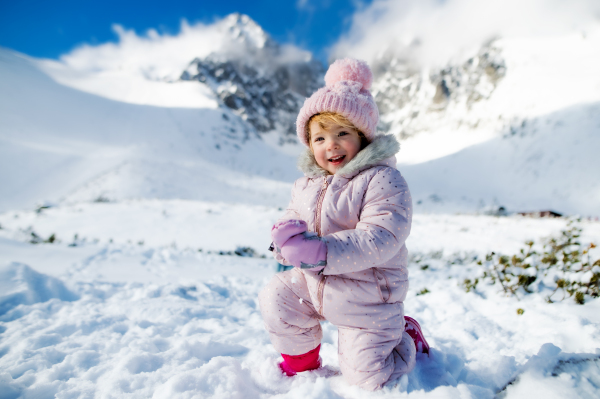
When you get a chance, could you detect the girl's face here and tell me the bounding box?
[309,120,362,175]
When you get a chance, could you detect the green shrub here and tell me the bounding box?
[461,221,599,304]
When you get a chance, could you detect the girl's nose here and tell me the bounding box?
[327,138,340,150]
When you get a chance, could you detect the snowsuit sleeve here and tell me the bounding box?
[323,167,412,275]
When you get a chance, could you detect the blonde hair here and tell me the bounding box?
[306,112,369,150]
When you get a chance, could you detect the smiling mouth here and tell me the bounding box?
[328,155,346,164]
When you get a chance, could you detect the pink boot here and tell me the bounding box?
[279,344,322,376]
[404,316,430,354]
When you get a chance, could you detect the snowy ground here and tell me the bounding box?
[1,201,599,398]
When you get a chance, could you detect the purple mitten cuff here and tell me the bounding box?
[281,232,327,271]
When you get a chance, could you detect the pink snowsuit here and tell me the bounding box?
[259,134,416,390]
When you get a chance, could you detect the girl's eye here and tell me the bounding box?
[339,131,348,137]
[314,137,324,142]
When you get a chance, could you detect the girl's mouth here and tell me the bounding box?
[328,155,345,165]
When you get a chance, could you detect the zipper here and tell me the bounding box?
[316,276,327,315]
[315,176,329,315]
[373,268,391,303]
[314,177,329,237]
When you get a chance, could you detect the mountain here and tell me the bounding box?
[0,47,300,213]
[1,13,599,216]
[36,13,324,149]
[372,43,506,143]
[369,29,600,215]
[180,14,324,142]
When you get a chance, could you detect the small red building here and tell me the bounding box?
[517,210,563,218]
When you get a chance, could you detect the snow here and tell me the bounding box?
[0,200,282,254]
[395,27,600,216]
[402,99,600,216]
[0,48,299,214]
[1,203,599,398]
[0,263,78,316]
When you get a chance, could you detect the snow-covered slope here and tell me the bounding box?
[0,47,301,213]
[0,14,332,213]
[374,29,600,216]
[403,101,600,215]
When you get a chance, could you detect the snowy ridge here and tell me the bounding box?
[373,43,506,142]
[378,28,600,164]
[176,14,323,142]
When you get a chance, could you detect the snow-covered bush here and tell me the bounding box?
[462,221,600,304]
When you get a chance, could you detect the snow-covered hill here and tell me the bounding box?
[0,46,301,213]
[370,29,600,216]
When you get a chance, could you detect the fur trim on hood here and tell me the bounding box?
[298,134,400,179]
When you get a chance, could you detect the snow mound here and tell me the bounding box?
[0,262,78,317]
[499,343,600,398]
[153,356,260,399]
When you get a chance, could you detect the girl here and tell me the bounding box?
[258,58,428,391]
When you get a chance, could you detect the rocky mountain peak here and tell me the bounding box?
[180,14,324,143]
[218,13,278,52]
[372,44,507,138]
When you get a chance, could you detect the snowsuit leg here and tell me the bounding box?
[258,268,323,355]
[337,326,416,390]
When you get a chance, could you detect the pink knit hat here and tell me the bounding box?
[296,58,379,147]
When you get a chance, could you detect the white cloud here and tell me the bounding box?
[34,14,312,108]
[54,20,226,82]
[42,14,311,82]
[296,0,310,10]
[331,0,600,67]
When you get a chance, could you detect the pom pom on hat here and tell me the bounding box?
[296,58,379,147]
[324,58,373,90]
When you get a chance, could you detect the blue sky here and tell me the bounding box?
[0,0,371,63]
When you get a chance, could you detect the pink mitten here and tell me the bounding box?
[271,220,327,271]
[271,220,309,252]
[281,232,327,271]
